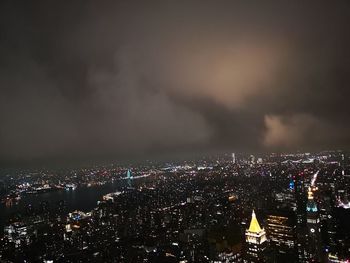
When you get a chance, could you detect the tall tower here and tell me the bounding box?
[266,214,296,259]
[126,169,133,188]
[126,169,132,179]
[306,188,322,261]
[289,179,295,191]
[295,173,308,262]
[245,210,267,262]
[249,155,255,164]
[232,153,236,164]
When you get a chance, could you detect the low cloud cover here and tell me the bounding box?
[0,1,350,163]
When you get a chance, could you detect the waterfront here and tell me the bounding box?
[0,181,124,231]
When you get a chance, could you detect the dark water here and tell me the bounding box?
[0,181,124,230]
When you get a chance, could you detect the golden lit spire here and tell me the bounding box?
[248,210,262,233]
[308,187,314,200]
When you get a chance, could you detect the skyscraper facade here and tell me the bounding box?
[266,214,296,261]
[306,188,322,261]
[245,210,267,262]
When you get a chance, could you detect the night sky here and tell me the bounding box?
[1,1,350,164]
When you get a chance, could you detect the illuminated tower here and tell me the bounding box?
[289,179,295,191]
[126,169,133,188]
[249,155,255,164]
[126,169,132,179]
[306,188,322,261]
[232,153,236,164]
[245,210,267,262]
[266,215,296,257]
[295,173,308,262]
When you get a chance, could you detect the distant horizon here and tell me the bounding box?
[0,149,347,171]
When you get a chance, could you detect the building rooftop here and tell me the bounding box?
[248,210,262,233]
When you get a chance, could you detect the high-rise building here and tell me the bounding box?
[266,215,295,254]
[294,173,308,262]
[289,179,295,191]
[245,210,267,262]
[249,155,255,164]
[306,188,322,261]
[232,153,236,164]
[126,169,133,188]
[126,169,132,179]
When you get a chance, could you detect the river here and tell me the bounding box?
[0,181,127,231]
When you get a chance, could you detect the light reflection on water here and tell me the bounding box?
[0,181,125,230]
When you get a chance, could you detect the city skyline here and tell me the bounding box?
[1,151,350,262]
[1,1,350,262]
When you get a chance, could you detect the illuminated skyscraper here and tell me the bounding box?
[289,179,295,191]
[126,169,132,179]
[245,210,267,262]
[126,169,133,188]
[249,155,255,164]
[306,188,322,261]
[232,153,236,164]
[266,215,295,256]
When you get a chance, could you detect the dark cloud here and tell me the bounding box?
[0,1,350,164]
[263,114,347,150]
